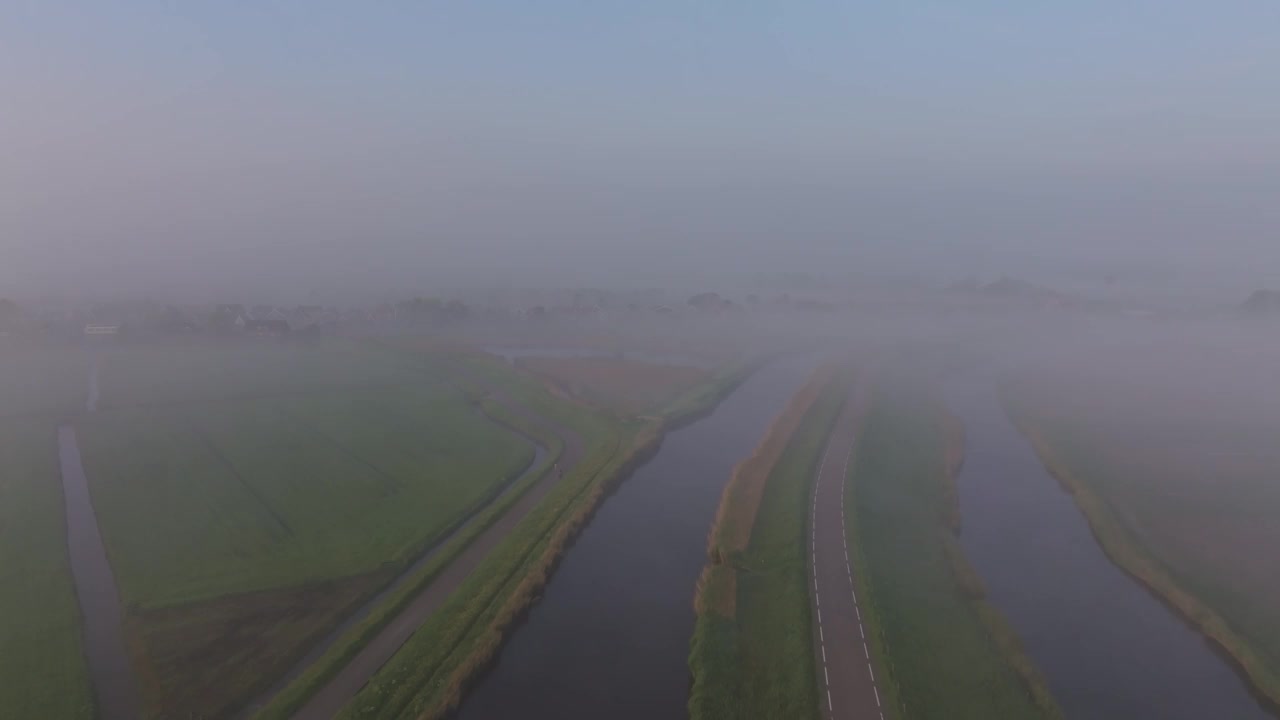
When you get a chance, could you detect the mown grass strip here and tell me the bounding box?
[133,385,543,718]
[688,367,847,720]
[258,345,753,719]
[334,349,756,719]
[256,345,652,718]
[250,399,566,719]
[337,419,655,719]
[845,377,1061,720]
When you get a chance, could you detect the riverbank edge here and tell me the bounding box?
[331,358,763,719]
[401,360,764,719]
[687,364,844,720]
[245,396,564,719]
[938,407,1064,720]
[404,421,663,719]
[1003,393,1280,715]
[192,397,547,712]
[704,363,836,571]
[660,357,762,427]
[844,381,1063,719]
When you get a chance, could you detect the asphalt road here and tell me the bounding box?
[809,385,887,720]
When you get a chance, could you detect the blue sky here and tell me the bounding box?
[3,2,1279,299]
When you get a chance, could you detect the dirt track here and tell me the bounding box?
[809,384,886,720]
[284,384,585,719]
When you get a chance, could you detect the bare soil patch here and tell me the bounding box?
[127,571,390,719]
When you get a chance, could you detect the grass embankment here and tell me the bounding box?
[258,345,753,719]
[335,418,656,720]
[1004,387,1280,711]
[250,393,565,719]
[316,347,753,719]
[255,347,621,718]
[660,358,758,426]
[0,419,94,719]
[688,365,844,720]
[74,342,535,717]
[846,378,1060,719]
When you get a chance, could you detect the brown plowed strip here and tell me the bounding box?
[288,386,585,720]
[809,385,886,720]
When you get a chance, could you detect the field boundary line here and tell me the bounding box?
[273,405,404,494]
[183,416,294,538]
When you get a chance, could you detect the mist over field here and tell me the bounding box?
[6,4,1280,720]
[5,2,1280,304]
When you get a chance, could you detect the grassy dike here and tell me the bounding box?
[250,393,566,719]
[297,349,756,719]
[1003,393,1280,713]
[337,420,651,719]
[660,358,760,426]
[845,377,1061,720]
[688,365,846,720]
[251,349,611,719]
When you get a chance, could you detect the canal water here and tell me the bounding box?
[60,424,143,720]
[948,378,1274,720]
[454,355,815,720]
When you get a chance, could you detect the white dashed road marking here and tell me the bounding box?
[811,398,886,720]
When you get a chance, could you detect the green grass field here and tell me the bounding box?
[79,384,531,607]
[252,392,568,719]
[334,420,644,719]
[847,378,1059,720]
[0,418,94,719]
[255,344,753,719]
[0,341,98,719]
[321,347,650,719]
[93,338,421,410]
[687,372,846,720]
[1005,376,1280,709]
[67,340,536,717]
[0,341,91,418]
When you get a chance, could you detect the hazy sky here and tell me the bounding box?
[3,2,1279,301]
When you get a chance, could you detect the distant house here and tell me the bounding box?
[249,305,291,323]
[210,304,250,333]
[289,305,339,335]
[84,324,120,337]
